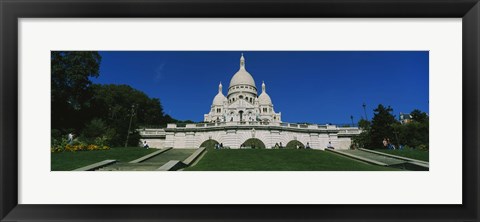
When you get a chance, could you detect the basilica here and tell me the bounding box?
[139,53,360,150]
[204,54,281,123]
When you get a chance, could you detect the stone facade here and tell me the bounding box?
[140,122,360,150]
[204,54,281,124]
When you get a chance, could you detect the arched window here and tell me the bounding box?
[250,98,253,103]
[239,95,244,99]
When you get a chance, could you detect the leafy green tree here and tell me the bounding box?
[81,118,108,139]
[358,118,371,130]
[51,51,101,131]
[397,109,429,150]
[410,109,428,123]
[353,118,372,148]
[88,84,167,146]
[80,118,116,145]
[369,104,397,149]
[353,106,428,150]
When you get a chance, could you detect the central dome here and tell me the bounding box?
[229,54,256,89]
[229,69,256,88]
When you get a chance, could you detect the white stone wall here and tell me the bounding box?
[143,128,354,150]
[142,139,165,149]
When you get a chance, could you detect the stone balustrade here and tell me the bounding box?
[167,121,338,129]
[140,122,361,135]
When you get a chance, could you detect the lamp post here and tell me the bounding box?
[362,102,368,120]
[125,104,136,148]
[350,115,354,127]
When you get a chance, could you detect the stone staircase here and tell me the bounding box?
[96,149,197,171]
[97,162,163,171]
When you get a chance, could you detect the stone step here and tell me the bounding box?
[97,163,163,171]
[95,149,200,171]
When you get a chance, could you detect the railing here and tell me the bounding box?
[139,123,362,137]
[162,121,359,131]
[139,129,166,136]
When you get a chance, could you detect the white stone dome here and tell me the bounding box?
[229,69,256,88]
[212,93,227,106]
[229,54,256,89]
[212,82,227,106]
[258,92,272,105]
[258,81,272,105]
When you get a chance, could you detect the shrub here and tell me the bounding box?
[82,118,108,139]
[51,137,69,153]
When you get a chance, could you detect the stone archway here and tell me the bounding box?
[241,138,266,149]
[200,139,220,149]
[286,140,305,149]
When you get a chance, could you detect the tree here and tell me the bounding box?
[353,118,372,148]
[51,51,102,131]
[88,84,167,146]
[353,105,428,150]
[358,118,371,130]
[397,109,429,150]
[410,109,428,123]
[369,104,397,149]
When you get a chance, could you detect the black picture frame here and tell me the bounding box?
[1,0,479,221]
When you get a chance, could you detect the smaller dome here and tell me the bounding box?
[212,93,227,106]
[258,81,272,105]
[258,92,272,105]
[212,82,227,106]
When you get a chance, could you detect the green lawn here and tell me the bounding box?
[185,149,399,171]
[375,148,429,162]
[51,147,157,171]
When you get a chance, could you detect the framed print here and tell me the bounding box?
[1,0,479,221]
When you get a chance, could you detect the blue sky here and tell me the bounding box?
[94,51,429,125]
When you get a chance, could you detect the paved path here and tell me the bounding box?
[97,149,196,171]
[339,150,407,166]
[142,149,195,165]
[329,149,429,170]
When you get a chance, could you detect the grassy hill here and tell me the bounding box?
[51,147,157,171]
[375,148,429,162]
[185,149,399,171]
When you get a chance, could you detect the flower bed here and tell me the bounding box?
[51,143,110,153]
